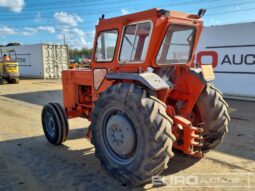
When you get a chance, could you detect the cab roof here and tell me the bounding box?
[98,8,201,26]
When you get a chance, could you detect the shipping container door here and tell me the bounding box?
[55,45,68,78]
[43,45,55,78]
[43,45,68,79]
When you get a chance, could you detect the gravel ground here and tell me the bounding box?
[0,79,254,191]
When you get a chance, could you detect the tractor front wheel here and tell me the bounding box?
[41,103,69,145]
[91,83,175,186]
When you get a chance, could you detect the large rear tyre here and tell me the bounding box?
[195,84,230,152]
[91,83,175,186]
[41,103,69,145]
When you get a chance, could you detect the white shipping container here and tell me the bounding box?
[197,22,255,99]
[0,44,69,79]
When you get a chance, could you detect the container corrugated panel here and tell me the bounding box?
[1,44,43,78]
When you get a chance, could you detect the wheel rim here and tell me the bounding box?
[44,112,56,138]
[103,109,138,165]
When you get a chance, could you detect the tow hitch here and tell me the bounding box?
[172,115,204,158]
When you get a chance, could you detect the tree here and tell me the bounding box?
[69,48,93,59]
[6,43,21,46]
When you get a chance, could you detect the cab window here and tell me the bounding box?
[156,25,196,65]
[119,22,152,63]
[95,29,118,62]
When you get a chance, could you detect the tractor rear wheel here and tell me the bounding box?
[195,84,230,152]
[41,103,69,145]
[91,83,175,186]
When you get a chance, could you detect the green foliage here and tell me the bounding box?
[69,47,93,59]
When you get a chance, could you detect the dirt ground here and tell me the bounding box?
[0,79,254,191]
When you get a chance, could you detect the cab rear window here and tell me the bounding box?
[156,25,196,65]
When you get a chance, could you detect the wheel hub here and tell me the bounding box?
[106,113,136,159]
[45,113,56,138]
[110,124,124,145]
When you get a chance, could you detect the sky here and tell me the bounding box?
[0,0,255,49]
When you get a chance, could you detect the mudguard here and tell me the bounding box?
[106,72,171,91]
[190,68,214,83]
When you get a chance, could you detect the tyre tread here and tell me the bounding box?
[91,83,175,186]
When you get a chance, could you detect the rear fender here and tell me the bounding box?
[106,72,171,91]
[106,72,172,102]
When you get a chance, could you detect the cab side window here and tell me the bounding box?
[95,29,118,62]
[119,22,152,63]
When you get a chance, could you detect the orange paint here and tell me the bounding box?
[62,8,207,157]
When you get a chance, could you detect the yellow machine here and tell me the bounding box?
[0,49,19,84]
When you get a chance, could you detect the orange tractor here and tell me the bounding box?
[41,8,230,185]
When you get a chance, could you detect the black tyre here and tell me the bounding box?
[7,78,19,84]
[0,78,7,85]
[195,84,230,152]
[91,83,175,186]
[53,102,69,142]
[41,103,69,145]
[14,78,19,84]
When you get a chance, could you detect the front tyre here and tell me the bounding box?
[91,83,175,186]
[41,103,69,145]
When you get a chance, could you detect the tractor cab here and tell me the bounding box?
[91,9,204,71]
[0,49,20,84]
[89,9,214,96]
